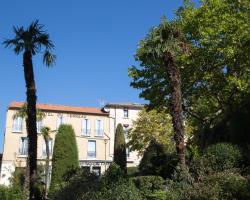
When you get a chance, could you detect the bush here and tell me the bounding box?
[203,143,242,172]
[132,176,165,199]
[52,168,100,200]
[139,139,178,179]
[96,179,142,200]
[50,124,79,195]
[101,163,125,185]
[127,167,139,177]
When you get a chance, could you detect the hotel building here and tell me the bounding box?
[0,101,143,186]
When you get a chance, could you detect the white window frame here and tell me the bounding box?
[82,118,91,136]
[37,120,43,134]
[12,116,23,133]
[19,137,28,156]
[57,116,65,129]
[42,139,53,157]
[87,140,96,159]
[95,120,103,137]
[123,108,129,118]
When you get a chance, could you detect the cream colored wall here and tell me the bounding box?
[2,109,111,164]
[108,107,142,167]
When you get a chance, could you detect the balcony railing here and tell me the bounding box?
[95,129,103,137]
[19,148,28,156]
[82,129,91,136]
[87,151,96,158]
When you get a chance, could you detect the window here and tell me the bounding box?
[95,120,103,136]
[12,116,23,132]
[124,127,129,140]
[123,108,129,118]
[82,119,90,136]
[19,137,28,156]
[57,116,64,129]
[42,139,53,157]
[88,140,96,159]
[37,120,43,133]
[126,147,130,158]
[82,166,91,173]
[92,166,101,176]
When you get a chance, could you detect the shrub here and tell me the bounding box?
[101,163,125,185]
[96,179,142,200]
[114,123,127,173]
[139,139,178,179]
[132,176,165,199]
[50,124,79,194]
[127,166,139,177]
[203,143,242,172]
[52,168,100,200]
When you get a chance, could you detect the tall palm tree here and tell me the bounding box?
[4,20,55,199]
[41,127,54,199]
[130,19,188,166]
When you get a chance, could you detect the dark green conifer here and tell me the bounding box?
[50,124,78,193]
[113,123,127,173]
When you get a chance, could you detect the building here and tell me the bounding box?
[0,101,143,186]
[103,103,144,167]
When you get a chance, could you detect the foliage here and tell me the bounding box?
[127,167,139,177]
[50,124,79,195]
[51,168,100,200]
[176,0,250,130]
[101,163,125,185]
[139,139,178,179]
[202,143,242,172]
[96,179,143,200]
[3,20,56,65]
[113,123,127,173]
[132,176,165,200]
[129,108,194,155]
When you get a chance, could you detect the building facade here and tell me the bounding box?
[0,101,143,186]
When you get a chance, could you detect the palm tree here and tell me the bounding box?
[130,19,188,166]
[4,20,55,199]
[41,127,54,199]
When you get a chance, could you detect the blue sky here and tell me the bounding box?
[0,0,193,152]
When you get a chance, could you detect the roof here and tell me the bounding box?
[104,102,144,109]
[9,101,108,116]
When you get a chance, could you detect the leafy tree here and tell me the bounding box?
[3,20,55,200]
[176,0,250,130]
[139,139,178,179]
[50,124,78,194]
[129,18,189,166]
[113,123,127,173]
[128,108,194,155]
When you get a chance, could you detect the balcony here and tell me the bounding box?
[95,129,104,137]
[87,151,96,159]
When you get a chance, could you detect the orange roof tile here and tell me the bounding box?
[9,101,108,116]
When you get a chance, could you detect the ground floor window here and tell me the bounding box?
[92,166,101,176]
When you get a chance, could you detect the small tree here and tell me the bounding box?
[139,139,178,179]
[49,124,78,194]
[113,124,127,173]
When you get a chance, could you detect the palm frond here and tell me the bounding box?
[43,50,56,67]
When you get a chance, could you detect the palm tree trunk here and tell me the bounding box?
[24,119,30,191]
[45,138,50,199]
[164,52,186,166]
[23,50,38,200]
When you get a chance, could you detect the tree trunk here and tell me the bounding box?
[44,138,50,199]
[24,119,30,191]
[164,52,186,166]
[23,50,38,200]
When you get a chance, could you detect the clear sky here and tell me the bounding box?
[0,0,192,152]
